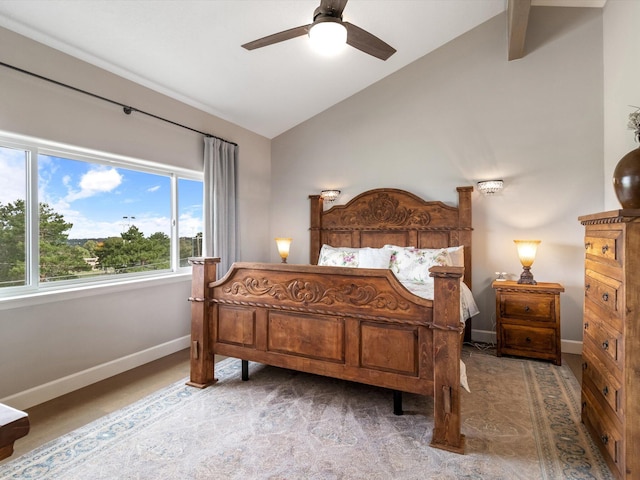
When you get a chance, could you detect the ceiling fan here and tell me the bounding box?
[241,0,396,61]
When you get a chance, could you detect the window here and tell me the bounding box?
[0,145,28,288]
[0,132,203,295]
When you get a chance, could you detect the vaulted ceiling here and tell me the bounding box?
[0,0,606,139]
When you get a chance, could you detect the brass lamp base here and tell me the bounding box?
[517,266,537,285]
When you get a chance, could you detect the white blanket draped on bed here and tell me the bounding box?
[401,280,480,323]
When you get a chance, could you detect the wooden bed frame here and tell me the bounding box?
[188,186,473,454]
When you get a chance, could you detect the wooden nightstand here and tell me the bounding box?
[492,280,564,365]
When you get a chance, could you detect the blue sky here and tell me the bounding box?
[0,148,202,240]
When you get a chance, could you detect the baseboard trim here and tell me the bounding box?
[470,329,582,355]
[470,329,496,345]
[1,335,190,411]
[560,339,583,355]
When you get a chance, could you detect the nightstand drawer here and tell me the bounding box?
[500,324,555,354]
[499,293,556,322]
[582,353,623,419]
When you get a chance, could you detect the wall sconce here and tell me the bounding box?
[477,180,504,195]
[514,240,540,284]
[320,189,341,203]
[275,237,292,263]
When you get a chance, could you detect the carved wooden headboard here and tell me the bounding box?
[309,187,473,289]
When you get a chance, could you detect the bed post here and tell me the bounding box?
[309,194,323,265]
[186,257,219,389]
[429,265,465,454]
[457,186,473,343]
[456,186,473,290]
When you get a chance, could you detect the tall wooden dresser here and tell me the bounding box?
[579,210,640,479]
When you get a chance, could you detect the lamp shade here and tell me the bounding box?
[514,240,540,267]
[308,19,347,56]
[514,240,540,284]
[275,237,292,263]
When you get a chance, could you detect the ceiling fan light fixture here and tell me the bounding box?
[308,18,347,56]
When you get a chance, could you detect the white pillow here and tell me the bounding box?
[318,245,392,269]
[445,246,464,267]
[384,245,452,282]
[358,248,393,268]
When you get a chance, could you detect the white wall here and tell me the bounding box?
[603,0,640,210]
[0,27,271,408]
[271,8,604,348]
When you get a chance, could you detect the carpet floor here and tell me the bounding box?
[0,349,612,479]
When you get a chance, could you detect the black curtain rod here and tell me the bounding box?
[0,60,238,147]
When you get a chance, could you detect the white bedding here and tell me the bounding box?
[401,280,480,323]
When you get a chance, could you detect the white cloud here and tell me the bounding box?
[65,167,123,202]
[147,185,160,193]
[179,212,203,237]
[0,151,26,205]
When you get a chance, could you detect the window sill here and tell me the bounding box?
[0,272,192,311]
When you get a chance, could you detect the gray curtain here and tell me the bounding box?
[203,137,238,278]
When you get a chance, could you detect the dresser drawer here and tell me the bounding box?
[585,270,622,318]
[500,324,556,354]
[584,229,622,267]
[582,352,623,419]
[499,293,556,322]
[582,385,623,476]
[584,307,624,371]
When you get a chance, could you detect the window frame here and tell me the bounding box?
[0,130,203,300]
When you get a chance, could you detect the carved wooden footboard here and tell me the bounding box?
[187,259,466,454]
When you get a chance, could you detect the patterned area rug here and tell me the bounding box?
[0,349,612,480]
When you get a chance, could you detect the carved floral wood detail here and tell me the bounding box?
[328,193,431,227]
[223,276,412,311]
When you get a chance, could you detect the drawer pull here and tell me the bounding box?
[524,305,531,312]
[584,322,589,330]
[525,337,532,343]
[602,340,609,351]
[584,242,591,250]
[601,434,609,446]
[582,362,588,371]
[585,284,590,292]
[602,386,609,397]
[601,244,609,254]
[602,292,609,302]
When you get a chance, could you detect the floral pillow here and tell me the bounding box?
[384,245,452,282]
[318,245,392,269]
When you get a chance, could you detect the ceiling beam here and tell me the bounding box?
[508,0,532,61]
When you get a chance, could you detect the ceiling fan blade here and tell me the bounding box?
[318,0,348,17]
[242,24,311,51]
[344,22,396,60]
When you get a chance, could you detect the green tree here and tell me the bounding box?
[147,232,170,270]
[96,236,128,272]
[0,200,91,286]
[38,203,91,281]
[83,239,99,257]
[96,226,170,273]
[0,200,26,286]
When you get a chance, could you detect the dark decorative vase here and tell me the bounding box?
[613,146,640,209]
